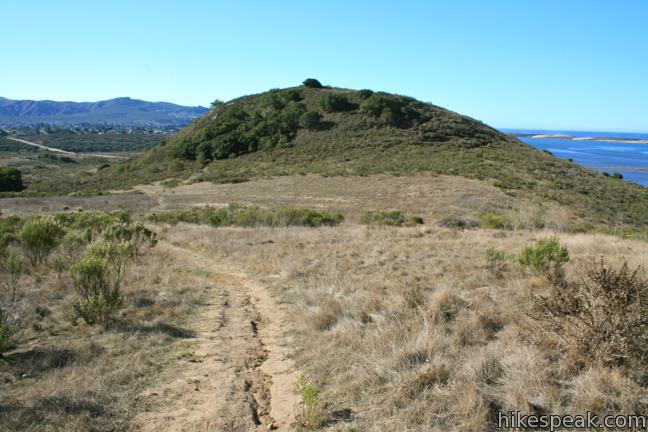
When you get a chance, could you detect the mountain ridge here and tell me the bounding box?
[0,96,208,127]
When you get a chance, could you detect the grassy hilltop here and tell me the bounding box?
[82,80,648,232]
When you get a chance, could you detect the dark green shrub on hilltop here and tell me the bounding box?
[299,110,323,130]
[357,89,374,99]
[319,93,354,112]
[172,90,309,161]
[303,78,324,88]
[360,93,421,127]
[0,167,24,192]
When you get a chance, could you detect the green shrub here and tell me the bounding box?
[357,89,374,99]
[3,251,22,297]
[53,211,128,232]
[101,221,157,256]
[612,172,624,179]
[302,78,323,88]
[478,212,510,229]
[172,91,308,161]
[360,210,404,226]
[360,93,420,127]
[87,241,133,290]
[52,255,66,277]
[439,215,479,230]
[0,167,24,192]
[271,207,344,227]
[59,231,88,263]
[299,110,322,130]
[408,215,425,225]
[18,217,65,268]
[485,248,508,276]
[0,310,13,356]
[519,237,570,276]
[296,375,323,429]
[70,255,123,325]
[319,93,353,112]
[146,205,344,228]
[360,210,423,226]
[533,261,648,367]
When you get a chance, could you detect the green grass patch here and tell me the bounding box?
[477,212,510,229]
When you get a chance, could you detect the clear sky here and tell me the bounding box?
[2,0,647,132]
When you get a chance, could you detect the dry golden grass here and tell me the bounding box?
[3,174,515,221]
[164,223,648,431]
[1,175,646,431]
[0,240,210,431]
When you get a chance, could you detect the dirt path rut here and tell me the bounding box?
[130,241,299,431]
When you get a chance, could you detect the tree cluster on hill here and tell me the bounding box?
[172,89,325,161]
[170,84,429,162]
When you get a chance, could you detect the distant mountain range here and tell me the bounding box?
[0,97,208,127]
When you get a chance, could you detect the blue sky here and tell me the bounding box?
[1,0,647,132]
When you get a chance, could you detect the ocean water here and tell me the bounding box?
[505,130,648,188]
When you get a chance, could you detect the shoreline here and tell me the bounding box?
[513,133,648,144]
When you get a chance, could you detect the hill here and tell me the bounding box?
[66,82,648,232]
[0,96,208,127]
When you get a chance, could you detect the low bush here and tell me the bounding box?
[53,210,128,234]
[519,237,570,277]
[296,375,323,429]
[485,248,508,276]
[319,93,354,112]
[299,110,322,130]
[0,309,13,356]
[101,221,157,256]
[478,212,510,229]
[70,255,123,326]
[533,261,648,368]
[357,89,374,99]
[146,204,344,228]
[359,93,420,127]
[58,231,88,264]
[18,217,65,268]
[0,167,24,192]
[360,210,424,226]
[438,215,479,230]
[0,251,25,356]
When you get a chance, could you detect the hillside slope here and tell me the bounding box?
[0,96,208,127]
[88,83,648,231]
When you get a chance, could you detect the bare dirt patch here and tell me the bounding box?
[130,239,298,431]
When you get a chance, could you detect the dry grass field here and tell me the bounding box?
[1,174,646,431]
[165,223,647,431]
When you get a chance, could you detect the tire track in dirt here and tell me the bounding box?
[130,240,298,431]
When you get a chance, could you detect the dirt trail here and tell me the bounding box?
[130,241,299,431]
[4,135,126,159]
